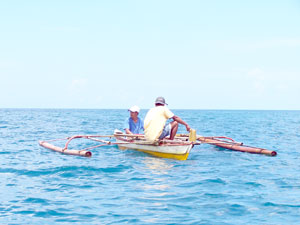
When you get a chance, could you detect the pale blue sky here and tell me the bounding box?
[1,0,299,109]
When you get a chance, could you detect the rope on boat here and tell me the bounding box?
[42,137,69,142]
[81,143,112,151]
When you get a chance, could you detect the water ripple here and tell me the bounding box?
[1,109,300,224]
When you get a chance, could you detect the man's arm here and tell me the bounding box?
[172,115,191,131]
[124,118,133,134]
[125,128,133,134]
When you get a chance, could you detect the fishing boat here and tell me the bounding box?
[38,129,277,159]
[114,132,195,160]
[38,130,197,160]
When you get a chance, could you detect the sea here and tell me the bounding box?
[1,108,300,225]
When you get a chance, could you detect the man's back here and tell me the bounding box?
[144,106,174,141]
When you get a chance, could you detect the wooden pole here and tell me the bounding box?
[197,136,277,156]
[39,141,92,157]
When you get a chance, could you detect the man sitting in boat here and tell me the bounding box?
[124,105,144,134]
[144,97,190,142]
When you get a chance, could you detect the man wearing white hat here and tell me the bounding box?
[144,97,190,142]
[124,105,144,134]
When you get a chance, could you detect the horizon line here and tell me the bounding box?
[1,107,300,111]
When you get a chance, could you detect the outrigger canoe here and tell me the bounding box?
[38,129,277,160]
[114,133,195,160]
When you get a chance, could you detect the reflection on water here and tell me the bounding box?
[137,158,177,224]
[143,157,174,175]
[139,157,174,194]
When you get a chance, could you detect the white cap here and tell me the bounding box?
[128,105,140,113]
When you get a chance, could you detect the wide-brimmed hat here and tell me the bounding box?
[128,105,140,113]
[155,96,167,105]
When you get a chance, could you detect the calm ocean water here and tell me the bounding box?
[1,109,300,224]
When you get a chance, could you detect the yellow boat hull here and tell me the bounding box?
[117,141,193,160]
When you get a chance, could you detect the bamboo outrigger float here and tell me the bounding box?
[38,129,277,159]
[176,134,277,156]
[197,136,277,156]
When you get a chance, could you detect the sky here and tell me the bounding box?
[0,0,299,110]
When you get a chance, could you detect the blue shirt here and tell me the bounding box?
[124,117,144,134]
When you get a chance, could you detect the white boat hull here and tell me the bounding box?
[115,137,193,160]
